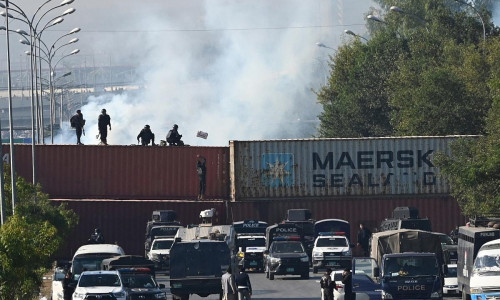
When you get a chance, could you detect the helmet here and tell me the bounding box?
[145,125,150,128]
[94,228,101,233]
[173,124,178,129]
[101,109,106,113]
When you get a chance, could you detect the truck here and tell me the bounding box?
[352,229,445,300]
[312,232,352,273]
[469,239,500,300]
[169,209,237,300]
[457,217,500,300]
[265,223,304,250]
[144,210,182,257]
[283,209,315,259]
[233,220,268,272]
[379,207,432,232]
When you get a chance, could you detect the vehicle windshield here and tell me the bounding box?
[272,242,304,253]
[73,254,118,279]
[384,256,439,277]
[473,255,500,275]
[152,240,173,250]
[150,227,178,238]
[316,238,347,247]
[121,274,157,288]
[236,237,266,248]
[78,274,121,287]
[445,266,457,278]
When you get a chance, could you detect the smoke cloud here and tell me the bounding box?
[54,0,345,146]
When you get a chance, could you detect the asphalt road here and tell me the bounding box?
[155,270,461,300]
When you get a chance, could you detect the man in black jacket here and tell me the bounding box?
[98,109,111,145]
[137,125,156,146]
[234,266,252,300]
[342,268,354,300]
[70,110,85,145]
[320,267,335,300]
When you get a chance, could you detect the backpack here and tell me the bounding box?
[166,130,173,142]
[70,115,78,128]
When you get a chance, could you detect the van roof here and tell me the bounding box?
[74,244,125,257]
[482,238,500,247]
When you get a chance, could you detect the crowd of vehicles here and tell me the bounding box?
[52,206,481,300]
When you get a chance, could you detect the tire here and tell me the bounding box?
[269,272,274,280]
[313,267,318,274]
[181,295,189,300]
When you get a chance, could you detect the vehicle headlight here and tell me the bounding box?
[382,291,393,299]
[300,256,309,262]
[72,292,85,299]
[431,291,442,298]
[342,249,351,256]
[470,287,483,294]
[270,257,281,264]
[155,292,167,299]
[313,251,323,258]
[113,291,126,297]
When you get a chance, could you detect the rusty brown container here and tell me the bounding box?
[3,144,229,200]
[53,199,228,258]
[228,196,464,245]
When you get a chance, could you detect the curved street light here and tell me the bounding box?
[344,29,368,42]
[389,6,429,33]
[316,42,335,50]
[453,0,486,43]
[367,14,386,24]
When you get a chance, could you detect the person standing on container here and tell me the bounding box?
[357,223,372,256]
[196,155,207,200]
[221,266,237,300]
[70,110,85,145]
[98,109,111,145]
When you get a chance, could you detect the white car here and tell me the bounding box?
[312,233,352,273]
[443,264,459,295]
[147,237,175,270]
[72,270,127,300]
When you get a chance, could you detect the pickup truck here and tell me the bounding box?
[264,240,310,280]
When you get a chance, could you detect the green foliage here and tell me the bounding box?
[0,167,78,299]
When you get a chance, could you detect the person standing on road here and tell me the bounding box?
[357,223,372,256]
[320,267,335,300]
[342,268,354,300]
[62,270,75,300]
[234,265,252,300]
[221,266,237,300]
[98,109,111,145]
[196,155,207,200]
[137,125,156,146]
[70,110,85,145]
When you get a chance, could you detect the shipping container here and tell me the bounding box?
[226,195,464,248]
[54,196,464,259]
[53,199,228,258]
[2,144,229,200]
[229,136,478,200]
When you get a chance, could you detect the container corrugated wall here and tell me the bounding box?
[227,196,464,256]
[3,145,229,199]
[230,136,477,200]
[53,199,227,257]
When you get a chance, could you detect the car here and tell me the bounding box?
[147,237,175,270]
[264,240,310,280]
[312,232,352,273]
[72,270,127,300]
[443,264,459,295]
[119,268,167,300]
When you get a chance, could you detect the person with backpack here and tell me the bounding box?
[137,125,156,146]
[166,124,184,146]
[98,109,111,145]
[320,267,335,300]
[70,110,85,145]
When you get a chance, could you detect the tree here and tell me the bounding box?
[0,168,78,299]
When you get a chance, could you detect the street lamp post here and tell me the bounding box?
[316,42,335,50]
[344,29,368,41]
[453,0,486,43]
[389,6,429,33]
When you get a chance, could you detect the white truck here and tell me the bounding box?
[147,237,176,271]
[312,232,352,273]
[469,239,500,299]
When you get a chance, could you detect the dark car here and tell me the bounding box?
[264,241,310,280]
[119,268,167,300]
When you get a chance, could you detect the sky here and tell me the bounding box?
[1,0,497,146]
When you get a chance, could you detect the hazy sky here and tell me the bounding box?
[1,1,497,146]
